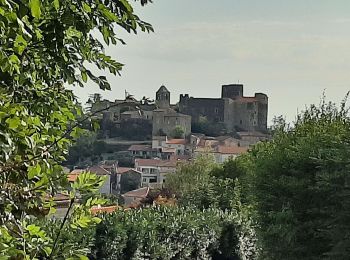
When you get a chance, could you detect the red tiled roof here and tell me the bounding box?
[123,187,149,198]
[91,205,119,215]
[117,167,133,174]
[53,193,70,202]
[166,139,187,145]
[216,146,248,154]
[88,165,111,175]
[161,147,176,153]
[70,169,85,175]
[67,173,79,182]
[68,169,85,182]
[135,159,178,168]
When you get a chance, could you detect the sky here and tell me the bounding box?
[71,0,350,124]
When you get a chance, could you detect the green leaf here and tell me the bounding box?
[6,117,20,129]
[26,224,41,236]
[29,0,41,18]
[66,27,83,39]
[82,2,91,13]
[28,163,41,179]
[43,247,52,256]
[81,70,87,82]
[53,0,59,11]
[14,35,28,55]
[98,4,119,22]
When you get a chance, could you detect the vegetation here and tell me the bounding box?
[91,206,238,260]
[244,100,350,259]
[1,0,349,257]
[192,116,229,136]
[0,0,152,258]
[171,126,185,139]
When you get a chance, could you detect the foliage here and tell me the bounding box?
[171,125,185,138]
[192,116,228,136]
[166,156,236,210]
[105,118,152,140]
[65,130,108,167]
[246,100,350,259]
[120,170,141,194]
[165,156,259,259]
[91,206,238,260]
[0,0,152,258]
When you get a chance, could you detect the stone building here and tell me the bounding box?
[179,84,268,132]
[152,85,192,138]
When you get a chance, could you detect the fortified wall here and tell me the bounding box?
[179,84,268,132]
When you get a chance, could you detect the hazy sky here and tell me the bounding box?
[72,0,350,123]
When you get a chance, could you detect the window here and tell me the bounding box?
[214,108,219,114]
[149,178,157,183]
[240,120,243,125]
[247,103,253,109]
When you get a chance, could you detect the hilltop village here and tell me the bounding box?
[65,83,269,205]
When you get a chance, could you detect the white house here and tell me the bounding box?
[134,158,179,186]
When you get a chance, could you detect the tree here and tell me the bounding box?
[165,156,259,259]
[0,0,153,258]
[246,100,350,259]
[171,125,185,138]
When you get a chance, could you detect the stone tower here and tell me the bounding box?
[221,84,243,99]
[156,85,170,109]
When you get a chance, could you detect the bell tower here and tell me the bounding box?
[156,85,170,109]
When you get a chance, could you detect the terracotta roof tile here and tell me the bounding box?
[117,167,133,174]
[123,187,149,198]
[166,139,187,145]
[135,159,178,167]
[91,205,119,215]
[88,165,111,175]
[216,146,248,154]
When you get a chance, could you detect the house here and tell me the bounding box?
[67,166,113,194]
[152,136,190,158]
[214,146,248,163]
[128,144,160,159]
[163,139,187,156]
[115,167,142,194]
[194,145,248,163]
[134,158,179,186]
[88,165,113,194]
[237,131,269,145]
[122,187,150,206]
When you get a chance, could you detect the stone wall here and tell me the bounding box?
[152,109,191,138]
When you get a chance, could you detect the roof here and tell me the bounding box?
[117,167,134,174]
[161,147,176,153]
[123,187,149,198]
[88,165,111,175]
[135,158,178,168]
[91,205,119,215]
[237,131,269,137]
[70,169,85,175]
[68,169,85,182]
[166,139,187,145]
[128,144,154,152]
[216,146,248,155]
[156,85,169,93]
[52,193,70,202]
[67,173,79,182]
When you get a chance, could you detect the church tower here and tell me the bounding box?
[156,85,170,109]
